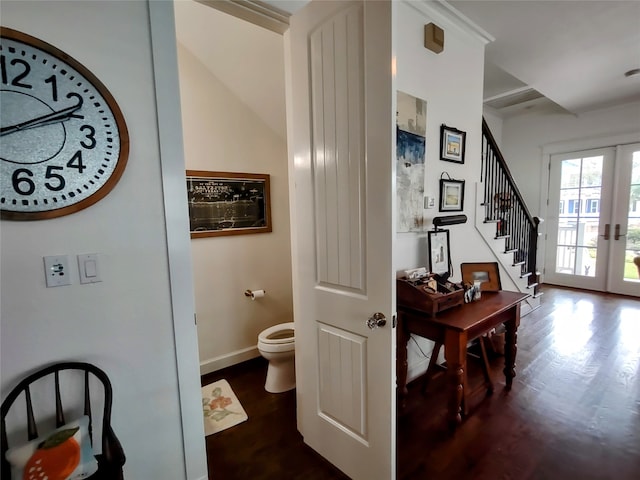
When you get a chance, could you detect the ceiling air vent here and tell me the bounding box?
[484,87,544,110]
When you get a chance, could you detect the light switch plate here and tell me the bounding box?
[43,255,72,287]
[78,253,102,284]
[424,196,435,209]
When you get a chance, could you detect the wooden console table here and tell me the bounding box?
[397,290,530,428]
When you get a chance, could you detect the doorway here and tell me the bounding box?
[544,143,640,297]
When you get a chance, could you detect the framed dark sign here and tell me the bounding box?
[186,171,272,238]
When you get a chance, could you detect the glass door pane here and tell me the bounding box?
[556,156,603,277]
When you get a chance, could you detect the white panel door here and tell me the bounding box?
[286,1,396,479]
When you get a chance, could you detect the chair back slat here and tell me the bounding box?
[84,370,94,445]
[54,370,66,428]
[25,386,37,440]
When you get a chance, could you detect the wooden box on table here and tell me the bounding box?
[396,276,464,316]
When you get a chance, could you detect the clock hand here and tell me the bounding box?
[0,102,81,136]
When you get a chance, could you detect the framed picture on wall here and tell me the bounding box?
[186,170,272,238]
[439,178,465,212]
[439,124,466,164]
[428,229,451,275]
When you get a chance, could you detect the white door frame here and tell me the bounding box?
[540,132,640,295]
[151,1,208,479]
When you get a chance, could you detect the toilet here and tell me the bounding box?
[257,322,295,393]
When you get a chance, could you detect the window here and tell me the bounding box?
[568,199,582,214]
[559,200,565,214]
[585,198,600,213]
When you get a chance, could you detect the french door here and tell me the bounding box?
[545,144,640,297]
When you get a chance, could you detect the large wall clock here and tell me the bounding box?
[0,27,129,220]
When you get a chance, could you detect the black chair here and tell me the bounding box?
[1,362,125,480]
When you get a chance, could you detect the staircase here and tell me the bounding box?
[476,118,543,314]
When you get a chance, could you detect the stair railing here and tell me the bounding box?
[481,118,542,294]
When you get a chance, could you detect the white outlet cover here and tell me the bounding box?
[43,255,72,287]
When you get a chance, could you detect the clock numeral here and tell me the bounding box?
[80,125,96,149]
[45,165,66,192]
[67,92,83,107]
[45,75,58,102]
[67,151,87,173]
[0,55,32,89]
[66,93,85,119]
[12,168,36,196]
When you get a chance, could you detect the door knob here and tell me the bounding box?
[614,224,626,241]
[367,312,387,329]
[600,223,610,240]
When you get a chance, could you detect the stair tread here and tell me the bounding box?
[526,282,539,289]
[520,272,533,278]
[513,261,526,266]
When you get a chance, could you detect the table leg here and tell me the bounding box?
[397,312,409,411]
[503,305,520,390]
[444,331,467,428]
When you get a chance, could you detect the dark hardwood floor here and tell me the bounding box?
[203,286,640,479]
[201,357,349,480]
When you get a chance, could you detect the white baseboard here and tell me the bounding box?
[200,346,260,375]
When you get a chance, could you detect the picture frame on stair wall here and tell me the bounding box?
[439,124,466,163]
[439,178,465,212]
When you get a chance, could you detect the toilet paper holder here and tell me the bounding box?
[245,289,266,299]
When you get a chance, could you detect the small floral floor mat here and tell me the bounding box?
[202,379,248,436]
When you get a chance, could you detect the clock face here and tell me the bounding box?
[0,27,129,220]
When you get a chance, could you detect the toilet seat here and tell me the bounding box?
[258,322,295,345]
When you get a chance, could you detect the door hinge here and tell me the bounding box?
[392,314,397,328]
[194,313,197,325]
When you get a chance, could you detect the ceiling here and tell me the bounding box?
[174,0,640,136]
[450,0,640,117]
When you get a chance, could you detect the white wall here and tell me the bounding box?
[395,1,495,380]
[176,44,293,373]
[501,101,640,217]
[483,108,503,147]
[497,102,640,281]
[0,2,206,479]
